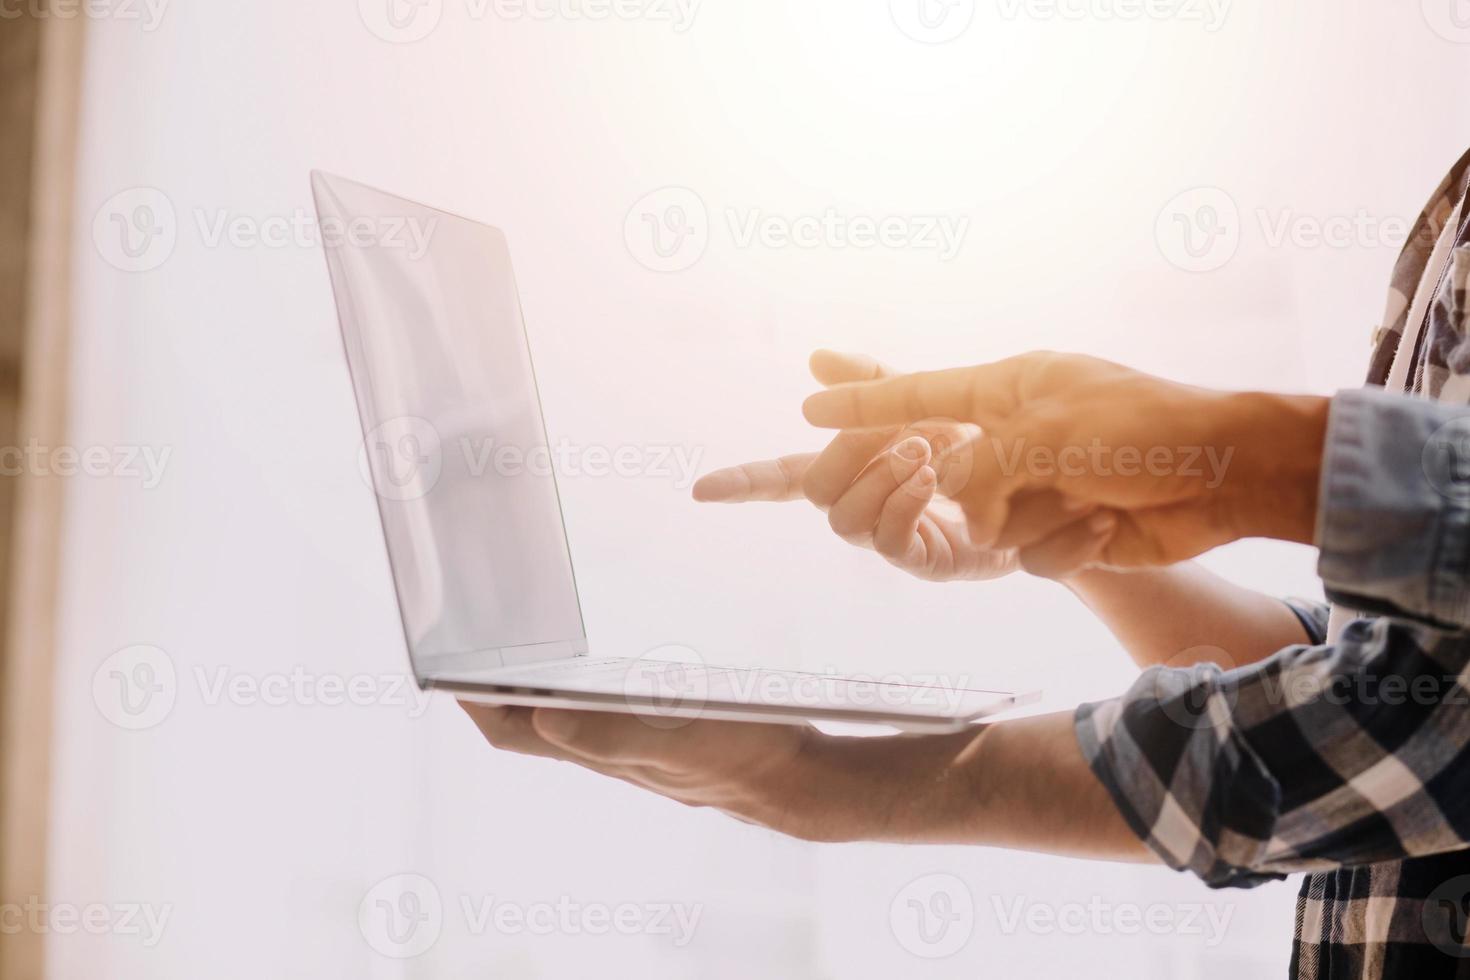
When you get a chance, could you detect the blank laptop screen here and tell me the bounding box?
[312,172,587,677]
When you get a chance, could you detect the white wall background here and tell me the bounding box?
[45,0,1470,977]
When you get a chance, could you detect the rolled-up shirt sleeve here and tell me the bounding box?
[1077,621,1470,888]
[1318,387,1470,630]
[1076,388,1470,888]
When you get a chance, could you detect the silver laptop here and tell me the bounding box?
[310,170,1037,732]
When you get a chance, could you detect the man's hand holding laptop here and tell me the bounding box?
[463,350,1329,856]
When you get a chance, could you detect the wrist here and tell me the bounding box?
[770,728,986,844]
[1211,391,1328,545]
[1056,564,1119,594]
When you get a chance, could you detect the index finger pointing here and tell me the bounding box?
[692,453,815,502]
[801,362,1021,430]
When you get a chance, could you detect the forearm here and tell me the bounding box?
[1061,562,1314,670]
[1214,391,1329,545]
[786,713,1152,862]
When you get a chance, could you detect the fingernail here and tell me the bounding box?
[1089,511,1116,534]
[911,466,936,488]
[535,710,579,741]
[894,437,929,462]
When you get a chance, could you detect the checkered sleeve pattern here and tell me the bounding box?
[1077,615,1470,889]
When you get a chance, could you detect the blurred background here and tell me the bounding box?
[3,0,1469,976]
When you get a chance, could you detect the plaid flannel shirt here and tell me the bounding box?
[1075,147,1470,979]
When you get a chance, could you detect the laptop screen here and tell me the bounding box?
[312,171,587,678]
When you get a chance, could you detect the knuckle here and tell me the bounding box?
[903,384,928,422]
[774,456,804,496]
[480,725,514,749]
[1016,545,1056,579]
[803,477,834,509]
[827,505,864,538]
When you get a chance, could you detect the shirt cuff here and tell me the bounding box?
[1282,597,1330,645]
[1315,387,1470,631]
[1074,665,1286,890]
